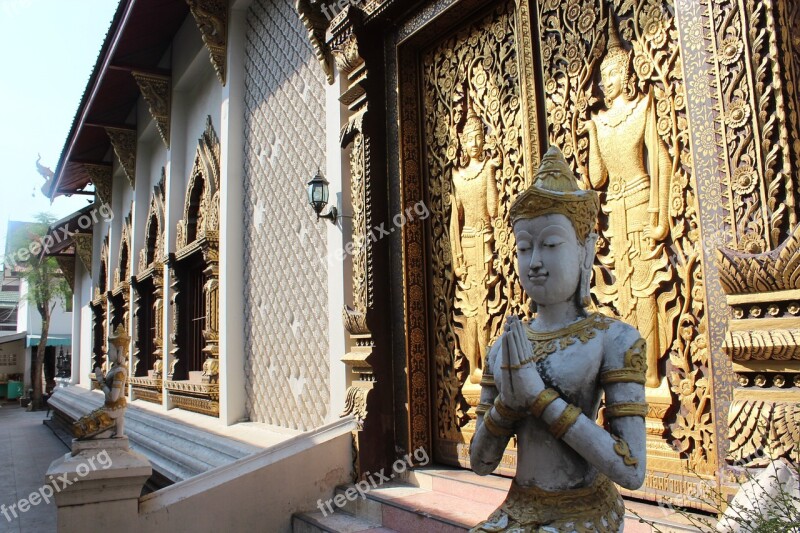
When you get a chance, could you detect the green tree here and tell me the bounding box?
[9,213,71,410]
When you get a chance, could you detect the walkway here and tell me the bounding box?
[0,402,67,533]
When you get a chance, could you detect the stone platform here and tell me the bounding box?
[293,468,716,532]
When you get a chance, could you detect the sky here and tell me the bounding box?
[0,0,119,256]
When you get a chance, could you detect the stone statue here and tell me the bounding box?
[580,18,673,388]
[73,324,129,439]
[450,100,502,384]
[470,146,647,532]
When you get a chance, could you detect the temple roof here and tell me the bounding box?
[48,0,189,199]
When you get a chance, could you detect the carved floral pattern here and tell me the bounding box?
[709,0,800,253]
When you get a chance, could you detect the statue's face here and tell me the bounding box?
[462,129,484,159]
[601,62,624,100]
[514,214,583,307]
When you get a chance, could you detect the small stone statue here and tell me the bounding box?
[470,146,647,532]
[73,324,129,439]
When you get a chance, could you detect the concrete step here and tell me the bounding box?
[295,466,714,532]
[292,510,396,532]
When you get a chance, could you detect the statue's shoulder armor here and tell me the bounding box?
[599,318,646,375]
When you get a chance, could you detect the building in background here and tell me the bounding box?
[1,221,72,395]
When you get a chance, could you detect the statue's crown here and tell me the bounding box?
[601,16,629,74]
[508,146,599,241]
[109,324,130,348]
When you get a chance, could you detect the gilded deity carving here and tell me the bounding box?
[449,100,502,385]
[581,19,673,388]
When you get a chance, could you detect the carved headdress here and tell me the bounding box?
[108,324,131,358]
[461,94,484,138]
[509,146,599,241]
[601,16,630,78]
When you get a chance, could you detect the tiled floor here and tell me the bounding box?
[0,403,68,533]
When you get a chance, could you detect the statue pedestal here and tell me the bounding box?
[643,380,685,473]
[46,437,151,533]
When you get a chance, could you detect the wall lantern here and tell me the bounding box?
[307,170,337,223]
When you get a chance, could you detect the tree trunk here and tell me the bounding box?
[31,312,50,411]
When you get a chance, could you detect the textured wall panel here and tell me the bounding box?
[243,0,328,430]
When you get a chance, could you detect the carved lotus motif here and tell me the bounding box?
[577,9,596,34]
[731,165,757,195]
[739,232,765,254]
[642,4,667,48]
[720,37,743,65]
[725,99,750,129]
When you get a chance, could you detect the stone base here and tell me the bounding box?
[46,436,152,533]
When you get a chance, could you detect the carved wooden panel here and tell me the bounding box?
[421,0,531,464]
[538,0,714,476]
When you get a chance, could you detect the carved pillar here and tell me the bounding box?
[201,250,219,385]
[153,271,164,379]
[328,9,394,476]
[131,71,171,148]
[167,256,180,381]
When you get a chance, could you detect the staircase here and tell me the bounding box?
[292,468,711,532]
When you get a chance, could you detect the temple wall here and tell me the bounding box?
[242,0,330,431]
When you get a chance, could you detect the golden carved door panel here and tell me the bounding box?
[409,0,544,474]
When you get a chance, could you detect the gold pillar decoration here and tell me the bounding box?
[295,0,334,84]
[73,233,93,277]
[186,0,229,85]
[716,223,800,465]
[84,164,113,206]
[105,127,137,189]
[131,71,171,148]
[167,267,180,381]
[332,22,375,426]
[708,0,800,253]
[55,255,75,292]
[201,258,219,385]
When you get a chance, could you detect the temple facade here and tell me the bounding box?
[47,0,799,520]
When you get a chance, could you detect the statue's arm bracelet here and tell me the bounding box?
[483,408,514,438]
[493,396,527,422]
[605,402,648,418]
[476,402,492,418]
[529,388,559,418]
[480,372,496,387]
[600,368,646,385]
[549,404,582,439]
[601,338,647,385]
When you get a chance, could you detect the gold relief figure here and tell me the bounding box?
[449,101,502,384]
[581,19,673,388]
